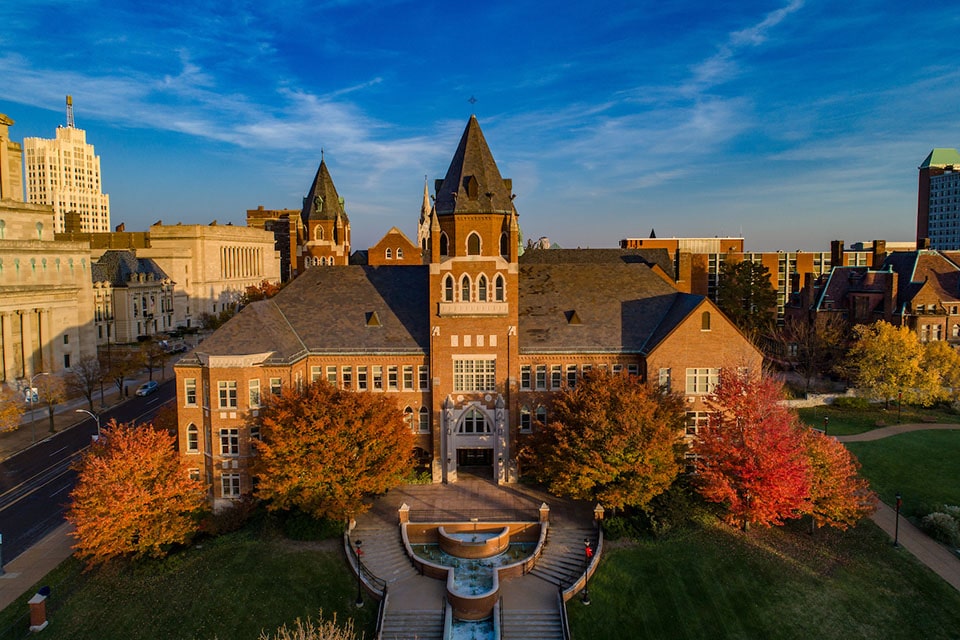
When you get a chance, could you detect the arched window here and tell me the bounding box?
[418,406,430,432]
[440,232,449,256]
[494,274,505,301]
[316,226,324,241]
[500,232,509,257]
[701,311,711,331]
[536,406,547,426]
[460,275,471,301]
[458,408,491,434]
[386,248,393,260]
[953,324,960,338]
[444,275,454,302]
[397,248,404,259]
[404,406,415,431]
[467,232,481,255]
[186,424,199,452]
[477,275,488,301]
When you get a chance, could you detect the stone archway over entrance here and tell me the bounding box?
[456,447,494,480]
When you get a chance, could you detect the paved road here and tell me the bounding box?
[0,380,175,563]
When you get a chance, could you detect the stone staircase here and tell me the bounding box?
[350,524,419,586]
[379,609,444,640]
[528,526,597,588]
[501,609,564,639]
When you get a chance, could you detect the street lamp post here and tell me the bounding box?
[75,409,102,441]
[894,493,902,548]
[823,416,829,436]
[25,372,49,443]
[354,539,364,608]
[581,538,592,605]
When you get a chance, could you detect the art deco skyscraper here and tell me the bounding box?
[23,96,111,233]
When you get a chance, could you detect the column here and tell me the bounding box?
[1,312,13,383]
[18,309,33,378]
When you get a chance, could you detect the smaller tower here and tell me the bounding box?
[299,156,351,268]
[417,176,432,256]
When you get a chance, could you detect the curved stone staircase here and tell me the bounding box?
[528,526,598,589]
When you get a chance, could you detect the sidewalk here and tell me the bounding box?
[0,522,75,612]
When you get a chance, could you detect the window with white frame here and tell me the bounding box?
[566,364,577,387]
[453,360,496,392]
[388,366,399,390]
[520,406,532,432]
[342,366,353,389]
[403,365,414,390]
[418,365,430,390]
[218,381,238,409]
[186,424,199,452]
[685,368,719,395]
[458,408,490,433]
[221,473,241,498]
[551,365,562,389]
[685,411,709,435]
[372,365,383,390]
[418,406,430,432]
[535,365,547,390]
[184,378,197,406]
[248,379,260,408]
[357,366,368,390]
[404,406,415,431]
[326,365,337,386]
[520,365,531,390]
[310,366,322,383]
[188,468,201,482]
[220,428,239,456]
[612,364,623,375]
[627,364,639,377]
[658,368,671,389]
[269,377,282,395]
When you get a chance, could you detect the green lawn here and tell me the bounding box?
[797,403,960,436]
[0,529,376,640]
[569,520,960,640]
[846,430,960,518]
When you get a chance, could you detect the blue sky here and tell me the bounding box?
[2,1,959,251]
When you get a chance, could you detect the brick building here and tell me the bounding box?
[917,148,960,250]
[175,116,761,509]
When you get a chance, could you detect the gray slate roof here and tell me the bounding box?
[519,248,675,280]
[92,250,169,286]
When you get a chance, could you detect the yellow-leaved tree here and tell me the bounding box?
[846,321,934,407]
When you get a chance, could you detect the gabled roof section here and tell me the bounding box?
[881,250,960,307]
[92,250,170,287]
[519,248,676,281]
[920,148,960,169]
[518,261,684,354]
[434,116,515,216]
[301,158,348,224]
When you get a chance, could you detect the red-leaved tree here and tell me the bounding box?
[521,369,685,511]
[694,369,811,530]
[802,429,877,530]
[252,382,414,520]
[67,420,208,566]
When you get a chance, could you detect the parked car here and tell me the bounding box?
[135,380,159,396]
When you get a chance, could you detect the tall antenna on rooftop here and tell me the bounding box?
[65,95,75,128]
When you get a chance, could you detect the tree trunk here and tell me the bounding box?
[48,405,56,433]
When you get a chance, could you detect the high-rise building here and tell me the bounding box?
[23,96,111,233]
[917,148,960,250]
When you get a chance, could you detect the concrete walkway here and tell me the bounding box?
[0,522,75,612]
[836,424,960,592]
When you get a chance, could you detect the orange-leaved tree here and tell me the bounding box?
[66,420,208,566]
[252,382,414,520]
[521,369,685,511]
[0,386,25,432]
[802,429,877,531]
[694,369,811,530]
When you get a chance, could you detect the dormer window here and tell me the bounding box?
[386,248,393,260]
[467,232,481,256]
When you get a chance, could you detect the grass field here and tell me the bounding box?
[0,528,376,640]
[797,403,960,436]
[568,519,960,640]
[846,430,960,519]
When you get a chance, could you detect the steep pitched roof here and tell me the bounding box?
[180,265,430,363]
[519,248,676,280]
[881,250,960,310]
[920,148,960,169]
[433,116,515,217]
[518,261,689,354]
[301,158,348,224]
[92,250,169,286]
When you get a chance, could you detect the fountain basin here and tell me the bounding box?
[438,526,510,559]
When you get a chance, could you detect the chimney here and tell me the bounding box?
[872,239,887,269]
[115,222,125,232]
[830,240,845,268]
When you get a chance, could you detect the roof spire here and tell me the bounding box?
[66,95,75,128]
[433,116,514,217]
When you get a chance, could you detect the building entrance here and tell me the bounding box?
[457,448,494,479]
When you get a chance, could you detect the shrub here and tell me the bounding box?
[282,511,345,541]
[831,396,871,410]
[201,495,259,536]
[602,515,642,541]
[921,512,960,548]
[405,468,433,485]
[259,611,357,640]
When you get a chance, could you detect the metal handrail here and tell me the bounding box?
[558,588,572,640]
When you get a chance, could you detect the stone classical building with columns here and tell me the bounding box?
[175,117,762,509]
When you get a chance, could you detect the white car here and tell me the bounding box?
[135,381,159,396]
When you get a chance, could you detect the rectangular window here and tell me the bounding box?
[64,354,70,368]
[612,364,623,375]
[310,366,322,383]
[566,365,577,388]
[63,334,69,345]
[388,366,399,390]
[403,365,414,390]
[453,359,497,392]
[218,381,238,409]
[582,364,593,377]
[358,366,368,390]
[188,468,201,482]
[326,365,337,386]
[627,364,639,377]
[551,365,562,389]
[342,366,353,390]
[658,368,671,389]
[220,428,239,456]
[685,368,720,395]
[372,365,383,390]
[269,377,282,395]
[250,424,261,442]
[418,408,430,433]
[520,365,531,390]
[248,379,260,408]
[685,411,709,435]
[221,473,241,498]
[419,365,430,390]
[535,365,547,390]
[520,407,532,432]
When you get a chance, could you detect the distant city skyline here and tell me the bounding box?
[2,1,958,251]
